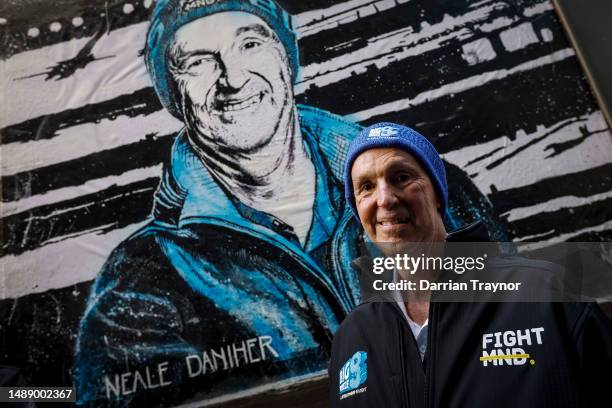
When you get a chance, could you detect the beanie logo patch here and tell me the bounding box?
[182,0,223,11]
[368,126,398,138]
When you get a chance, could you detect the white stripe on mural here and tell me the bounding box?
[516,220,612,248]
[346,48,575,122]
[442,111,612,195]
[523,1,554,17]
[1,220,148,299]
[0,22,151,128]
[1,164,162,217]
[504,190,612,223]
[2,111,180,176]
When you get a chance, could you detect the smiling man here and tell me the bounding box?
[330,122,612,407]
[350,148,446,245]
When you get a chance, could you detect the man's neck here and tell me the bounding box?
[404,300,429,326]
[189,107,316,245]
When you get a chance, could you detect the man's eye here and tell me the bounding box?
[396,174,411,183]
[359,183,374,193]
[242,40,262,50]
[182,56,215,74]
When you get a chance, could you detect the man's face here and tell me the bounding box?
[351,148,446,244]
[169,12,293,151]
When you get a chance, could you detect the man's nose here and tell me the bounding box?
[376,182,399,209]
[217,53,248,90]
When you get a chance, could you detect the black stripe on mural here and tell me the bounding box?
[1,177,158,257]
[344,57,597,152]
[301,9,571,119]
[0,280,92,385]
[298,11,571,116]
[298,9,572,115]
[1,11,572,147]
[1,88,162,145]
[507,198,612,240]
[0,0,369,58]
[1,134,173,203]
[489,163,612,214]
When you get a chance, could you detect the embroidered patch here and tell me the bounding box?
[339,351,367,395]
[368,126,398,138]
[480,327,544,366]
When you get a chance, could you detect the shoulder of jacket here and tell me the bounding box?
[297,104,363,135]
[297,104,363,180]
[169,127,189,158]
[337,301,396,333]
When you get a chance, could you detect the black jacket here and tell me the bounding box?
[329,222,612,407]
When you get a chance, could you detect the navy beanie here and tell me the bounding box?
[145,0,299,119]
[343,122,448,220]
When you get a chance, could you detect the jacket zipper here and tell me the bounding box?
[397,320,411,407]
[424,301,437,408]
[389,300,436,408]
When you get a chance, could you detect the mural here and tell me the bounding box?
[1,0,611,406]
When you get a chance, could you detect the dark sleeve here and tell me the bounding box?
[73,243,198,407]
[328,322,344,406]
[573,303,612,407]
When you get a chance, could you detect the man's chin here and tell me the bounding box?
[202,123,279,151]
[375,225,413,242]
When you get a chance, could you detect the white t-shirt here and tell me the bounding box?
[396,300,429,360]
[392,269,429,360]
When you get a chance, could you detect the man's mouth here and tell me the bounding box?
[214,92,264,113]
[377,217,411,227]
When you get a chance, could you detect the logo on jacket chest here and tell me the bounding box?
[339,351,368,398]
[480,327,544,366]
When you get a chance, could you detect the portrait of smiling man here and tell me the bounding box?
[73,0,366,406]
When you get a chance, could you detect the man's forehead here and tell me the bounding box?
[171,11,273,51]
[352,148,421,176]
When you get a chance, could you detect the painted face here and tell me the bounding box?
[351,148,446,244]
[169,12,293,152]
